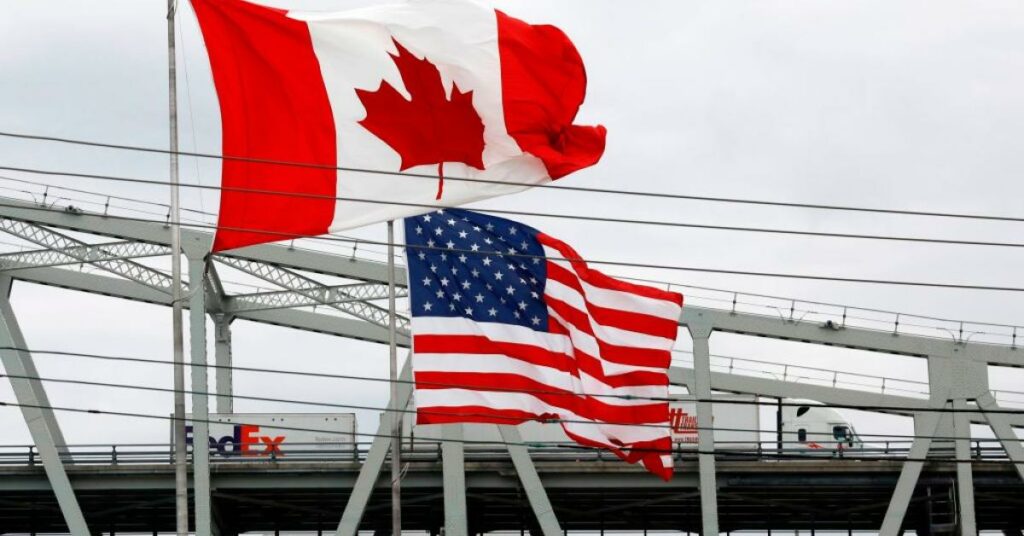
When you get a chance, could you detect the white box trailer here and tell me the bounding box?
[404,395,761,449]
[178,413,357,459]
[669,395,761,448]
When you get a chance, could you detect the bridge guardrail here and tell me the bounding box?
[0,440,1012,468]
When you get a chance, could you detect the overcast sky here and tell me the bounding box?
[0,0,1022,451]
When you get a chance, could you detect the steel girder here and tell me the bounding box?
[214,256,409,332]
[228,283,407,314]
[0,241,168,272]
[0,219,405,322]
[0,197,401,286]
[0,218,177,294]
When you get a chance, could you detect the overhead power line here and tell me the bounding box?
[1,129,1022,224]
[3,163,1024,252]
[2,172,1020,330]
[0,397,1019,463]
[15,347,1024,419]
[0,199,1020,293]
[0,370,1017,445]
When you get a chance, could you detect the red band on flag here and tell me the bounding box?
[193,0,337,252]
[496,10,607,180]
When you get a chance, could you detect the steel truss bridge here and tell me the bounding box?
[0,196,1020,535]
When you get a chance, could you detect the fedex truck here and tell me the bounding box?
[178,413,357,459]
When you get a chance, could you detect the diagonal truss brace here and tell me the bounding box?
[0,240,169,272]
[215,256,409,332]
[227,283,408,314]
[0,219,179,294]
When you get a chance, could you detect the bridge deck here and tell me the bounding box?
[0,457,1020,534]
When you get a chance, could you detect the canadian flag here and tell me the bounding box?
[190,0,606,251]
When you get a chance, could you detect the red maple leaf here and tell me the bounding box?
[356,39,486,199]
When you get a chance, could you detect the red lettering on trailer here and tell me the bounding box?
[261,435,285,456]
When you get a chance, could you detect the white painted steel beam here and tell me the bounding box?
[878,397,947,536]
[0,197,401,285]
[212,313,233,414]
[498,425,563,536]
[680,305,1022,368]
[0,240,168,272]
[0,218,178,294]
[977,393,1024,482]
[441,424,468,536]
[952,398,976,535]
[687,320,719,536]
[185,233,214,536]
[0,276,89,535]
[227,283,406,313]
[215,256,408,332]
[8,266,405,345]
[336,355,414,536]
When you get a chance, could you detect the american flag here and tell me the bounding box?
[404,209,683,480]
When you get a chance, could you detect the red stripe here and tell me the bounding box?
[418,405,673,481]
[192,0,337,252]
[545,262,680,339]
[415,372,668,424]
[495,10,606,179]
[561,429,673,481]
[545,297,672,369]
[416,405,549,426]
[538,233,684,306]
[413,334,667,388]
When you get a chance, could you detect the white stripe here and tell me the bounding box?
[412,316,574,355]
[415,352,667,405]
[414,315,667,377]
[545,309,668,376]
[543,246,682,320]
[545,279,678,350]
[416,389,670,444]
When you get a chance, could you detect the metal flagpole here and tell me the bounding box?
[167,1,190,535]
[387,220,402,536]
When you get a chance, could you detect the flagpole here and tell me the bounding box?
[167,1,189,535]
[387,219,402,536]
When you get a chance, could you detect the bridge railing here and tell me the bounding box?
[0,440,1013,467]
[646,280,1023,349]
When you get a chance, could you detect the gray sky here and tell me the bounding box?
[0,0,1022,449]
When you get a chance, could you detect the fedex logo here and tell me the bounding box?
[185,424,285,457]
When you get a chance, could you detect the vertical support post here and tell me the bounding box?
[498,425,562,536]
[185,235,213,536]
[442,424,468,536]
[879,400,946,536]
[0,276,90,535]
[166,2,189,534]
[336,355,414,536]
[776,397,783,455]
[212,314,233,414]
[686,320,719,536]
[951,398,976,535]
[386,220,402,536]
